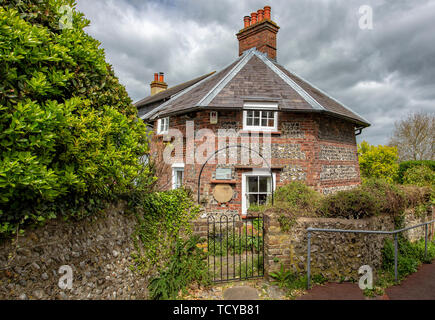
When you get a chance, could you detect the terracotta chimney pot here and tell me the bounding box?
[154,73,158,82]
[243,15,251,28]
[250,12,257,24]
[264,6,271,19]
[257,9,264,22]
[159,72,164,83]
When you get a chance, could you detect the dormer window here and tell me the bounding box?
[242,102,278,131]
[157,117,169,134]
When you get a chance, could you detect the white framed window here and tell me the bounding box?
[242,102,278,131]
[241,169,276,215]
[172,163,184,189]
[157,117,169,134]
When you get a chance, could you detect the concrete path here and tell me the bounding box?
[297,261,435,300]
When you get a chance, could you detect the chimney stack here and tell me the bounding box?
[236,5,279,60]
[150,72,168,96]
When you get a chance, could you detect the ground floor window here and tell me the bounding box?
[242,171,275,215]
[172,164,184,189]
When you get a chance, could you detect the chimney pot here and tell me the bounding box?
[159,72,164,82]
[264,6,271,19]
[243,15,251,28]
[257,9,264,22]
[237,6,279,60]
[250,12,257,24]
[154,73,158,82]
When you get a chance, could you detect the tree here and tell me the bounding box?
[0,1,153,234]
[358,141,399,183]
[389,111,435,161]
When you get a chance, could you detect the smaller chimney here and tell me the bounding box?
[150,72,168,96]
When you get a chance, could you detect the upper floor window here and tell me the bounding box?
[242,102,278,131]
[157,117,169,134]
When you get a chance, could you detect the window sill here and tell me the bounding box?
[210,180,238,184]
[239,130,281,135]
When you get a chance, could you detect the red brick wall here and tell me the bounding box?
[149,110,361,215]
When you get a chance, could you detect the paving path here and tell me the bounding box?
[297,261,435,300]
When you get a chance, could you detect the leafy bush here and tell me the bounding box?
[319,179,413,220]
[358,141,399,183]
[0,1,152,234]
[273,182,322,215]
[147,236,211,300]
[402,165,435,187]
[397,160,435,184]
[130,188,200,274]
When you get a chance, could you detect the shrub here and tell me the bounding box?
[402,165,435,187]
[0,1,152,234]
[318,187,380,219]
[147,236,211,300]
[397,160,435,184]
[318,179,408,220]
[358,141,399,183]
[273,182,322,215]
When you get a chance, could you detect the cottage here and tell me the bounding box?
[135,6,370,216]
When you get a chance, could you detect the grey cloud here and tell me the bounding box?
[76,0,435,145]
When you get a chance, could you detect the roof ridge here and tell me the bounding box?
[197,48,257,107]
[282,62,369,123]
[271,59,370,124]
[254,51,326,111]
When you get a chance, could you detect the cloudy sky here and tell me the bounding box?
[76,0,435,145]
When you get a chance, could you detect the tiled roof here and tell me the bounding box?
[139,48,370,127]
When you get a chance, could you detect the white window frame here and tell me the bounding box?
[242,102,278,131]
[157,117,169,134]
[241,169,276,216]
[172,163,184,190]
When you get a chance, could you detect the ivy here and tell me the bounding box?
[130,188,200,275]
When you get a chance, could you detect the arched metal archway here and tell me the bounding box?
[197,144,274,205]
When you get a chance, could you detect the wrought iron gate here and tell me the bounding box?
[207,213,264,282]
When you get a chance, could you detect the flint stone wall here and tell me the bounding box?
[0,204,147,300]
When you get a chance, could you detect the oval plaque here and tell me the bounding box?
[213,184,234,203]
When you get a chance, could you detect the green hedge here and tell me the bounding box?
[0,1,153,235]
[398,161,435,184]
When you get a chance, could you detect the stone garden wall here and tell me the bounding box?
[0,204,148,300]
[264,207,435,282]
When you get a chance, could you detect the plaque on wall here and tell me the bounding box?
[215,168,232,180]
[213,184,234,203]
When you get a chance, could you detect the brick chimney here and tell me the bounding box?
[236,6,279,60]
[150,72,168,96]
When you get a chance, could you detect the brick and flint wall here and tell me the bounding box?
[149,109,361,216]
